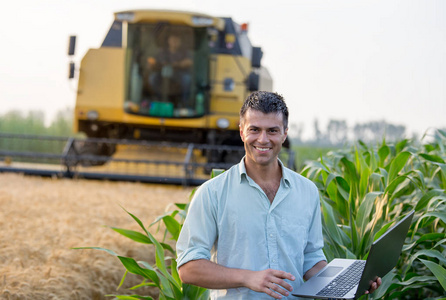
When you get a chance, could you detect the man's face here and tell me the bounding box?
[239,109,288,168]
[168,36,181,50]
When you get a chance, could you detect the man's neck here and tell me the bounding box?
[245,159,282,203]
[244,158,282,184]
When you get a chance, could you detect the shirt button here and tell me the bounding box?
[270,234,273,237]
[272,259,277,263]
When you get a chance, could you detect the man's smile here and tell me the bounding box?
[254,146,271,152]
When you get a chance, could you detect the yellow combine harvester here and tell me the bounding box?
[0,10,294,184]
[69,9,275,167]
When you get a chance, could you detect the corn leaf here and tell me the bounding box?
[122,208,170,275]
[371,270,396,299]
[384,176,407,197]
[211,169,225,178]
[170,256,181,286]
[162,215,181,241]
[419,259,446,290]
[117,270,129,290]
[182,283,210,299]
[373,222,393,242]
[355,147,371,199]
[129,281,157,290]
[335,176,350,203]
[388,151,411,183]
[117,256,161,287]
[109,227,175,254]
[72,246,118,256]
[121,207,184,299]
[419,153,445,164]
[320,199,345,248]
[110,227,151,244]
[415,189,446,211]
[378,144,390,167]
[138,261,181,299]
[407,249,446,270]
[174,203,187,210]
[396,139,409,153]
[357,192,382,235]
[341,157,358,187]
[417,211,446,226]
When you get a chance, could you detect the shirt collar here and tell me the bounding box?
[238,157,248,183]
[238,156,291,188]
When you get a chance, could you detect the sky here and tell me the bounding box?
[0,0,444,139]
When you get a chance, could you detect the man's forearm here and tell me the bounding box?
[178,259,249,289]
[178,259,296,299]
[303,260,327,281]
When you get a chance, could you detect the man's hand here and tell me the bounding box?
[244,269,295,299]
[365,277,382,295]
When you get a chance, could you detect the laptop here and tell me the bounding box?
[293,210,414,300]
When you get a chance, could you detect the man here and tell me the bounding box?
[147,33,192,104]
[176,91,380,299]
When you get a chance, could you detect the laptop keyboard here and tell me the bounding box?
[316,260,366,298]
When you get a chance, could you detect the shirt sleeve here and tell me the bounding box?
[303,187,327,274]
[176,183,218,269]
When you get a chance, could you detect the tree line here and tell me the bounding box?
[0,108,73,136]
[290,118,423,146]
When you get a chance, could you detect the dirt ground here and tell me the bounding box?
[0,173,194,300]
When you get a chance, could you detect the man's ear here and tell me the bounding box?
[239,124,244,142]
[282,127,288,143]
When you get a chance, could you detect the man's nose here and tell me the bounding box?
[258,130,269,143]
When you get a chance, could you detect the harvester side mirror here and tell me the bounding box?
[251,47,263,68]
[68,62,76,79]
[68,35,76,56]
[68,35,76,79]
[247,71,260,91]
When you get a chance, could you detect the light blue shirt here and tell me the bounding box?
[176,158,326,299]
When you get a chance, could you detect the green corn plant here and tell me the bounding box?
[75,205,209,300]
[301,131,446,299]
[73,170,226,299]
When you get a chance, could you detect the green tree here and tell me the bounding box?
[47,107,73,136]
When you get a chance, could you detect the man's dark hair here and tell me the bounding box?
[240,91,289,129]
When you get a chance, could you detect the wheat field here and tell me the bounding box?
[0,173,194,299]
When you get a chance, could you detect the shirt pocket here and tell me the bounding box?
[279,217,308,259]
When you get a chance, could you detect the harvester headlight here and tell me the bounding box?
[87,110,99,121]
[124,101,140,113]
[224,78,235,91]
[217,118,230,129]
